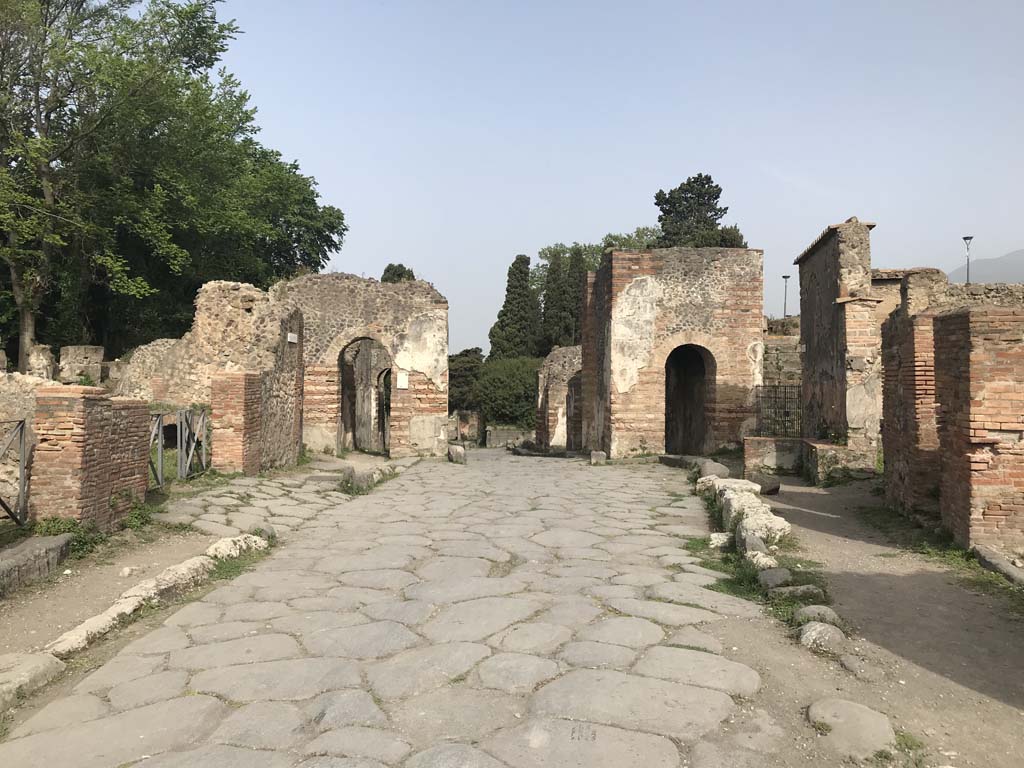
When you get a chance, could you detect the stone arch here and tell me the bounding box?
[665,344,717,455]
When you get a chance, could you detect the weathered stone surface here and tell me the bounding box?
[9,694,109,738]
[212,701,307,749]
[306,690,388,730]
[748,472,781,495]
[0,695,227,768]
[107,669,188,710]
[361,599,435,625]
[605,598,721,626]
[633,646,761,697]
[139,744,296,768]
[799,621,847,655]
[767,584,825,601]
[169,633,301,670]
[389,687,525,746]
[531,528,603,548]
[192,658,360,702]
[477,652,558,693]
[665,627,723,654]
[756,568,792,589]
[578,617,664,648]
[807,698,896,759]
[302,620,421,659]
[406,576,526,604]
[406,743,508,768]
[590,451,607,465]
[491,622,572,654]
[531,669,734,742]
[558,641,637,669]
[74,654,165,694]
[422,597,543,642]
[304,726,411,763]
[448,444,467,464]
[484,718,680,768]
[367,643,491,699]
[416,557,492,580]
[0,653,65,711]
[793,604,842,626]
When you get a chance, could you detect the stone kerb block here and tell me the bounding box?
[447,444,467,465]
[590,451,607,466]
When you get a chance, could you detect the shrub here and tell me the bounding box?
[474,357,541,429]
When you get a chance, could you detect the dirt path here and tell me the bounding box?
[0,526,216,655]
[769,477,1024,768]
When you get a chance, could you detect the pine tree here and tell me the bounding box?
[654,173,747,248]
[488,254,542,359]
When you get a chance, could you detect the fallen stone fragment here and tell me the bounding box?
[448,444,467,464]
[746,551,779,570]
[768,584,825,602]
[807,697,896,759]
[708,532,733,550]
[0,653,65,711]
[793,605,842,627]
[590,451,607,465]
[839,654,886,683]
[698,460,730,479]
[757,568,792,589]
[748,471,781,495]
[799,621,847,655]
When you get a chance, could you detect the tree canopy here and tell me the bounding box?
[447,346,483,413]
[1,1,347,365]
[654,173,746,248]
[488,254,541,360]
[380,263,415,283]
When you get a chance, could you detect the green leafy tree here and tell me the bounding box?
[488,254,541,360]
[447,347,484,413]
[473,357,541,428]
[380,263,415,283]
[601,226,661,251]
[654,173,747,248]
[542,251,574,353]
[1,1,347,364]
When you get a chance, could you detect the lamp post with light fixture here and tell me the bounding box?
[782,275,791,317]
[963,235,974,285]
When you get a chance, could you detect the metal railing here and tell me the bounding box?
[754,385,802,438]
[0,420,28,525]
[149,413,168,488]
[176,408,208,480]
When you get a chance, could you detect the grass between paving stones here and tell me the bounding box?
[209,547,269,580]
[857,504,1024,617]
[868,728,929,768]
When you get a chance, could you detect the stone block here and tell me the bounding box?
[590,451,607,466]
[447,443,467,465]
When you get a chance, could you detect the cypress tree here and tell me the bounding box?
[542,252,565,353]
[565,244,588,344]
[489,254,542,359]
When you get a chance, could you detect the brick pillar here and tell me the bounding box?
[211,372,262,475]
[31,386,113,526]
[302,365,339,453]
[109,399,151,524]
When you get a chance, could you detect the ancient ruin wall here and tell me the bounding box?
[588,247,763,458]
[272,273,449,458]
[536,346,582,450]
[796,218,879,458]
[882,271,1024,517]
[935,307,1024,549]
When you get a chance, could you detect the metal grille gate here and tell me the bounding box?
[754,385,802,437]
[0,420,28,525]
[176,409,209,480]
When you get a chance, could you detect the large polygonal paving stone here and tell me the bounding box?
[302,620,421,659]
[605,598,721,626]
[578,617,664,648]
[388,687,526,746]
[634,646,761,697]
[416,556,493,580]
[531,529,603,548]
[361,599,435,625]
[406,743,508,768]
[0,695,227,768]
[476,652,559,693]
[406,576,527,603]
[139,744,295,768]
[306,690,388,730]
[191,658,360,702]
[483,717,680,768]
[558,641,637,669]
[646,583,763,618]
[211,701,307,750]
[367,642,492,699]
[304,726,411,763]
[168,634,301,670]
[422,597,544,642]
[531,669,733,742]
[490,622,572,654]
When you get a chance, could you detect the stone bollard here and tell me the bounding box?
[590,451,607,466]
[448,444,467,465]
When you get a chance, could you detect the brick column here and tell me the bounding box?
[31,386,113,526]
[211,372,262,475]
[109,399,150,524]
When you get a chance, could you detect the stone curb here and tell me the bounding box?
[973,545,1024,588]
[44,534,270,659]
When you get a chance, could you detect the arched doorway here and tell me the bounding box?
[339,338,392,455]
[665,344,715,455]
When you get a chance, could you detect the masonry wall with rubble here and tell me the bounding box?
[795,218,880,470]
[934,307,1024,550]
[582,247,763,458]
[882,270,1024,527]
[271,273,448,458]
[763,317,801,386]
[536,346,583,451]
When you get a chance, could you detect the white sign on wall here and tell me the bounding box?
[396,370,409,390]
[287,332,298,344]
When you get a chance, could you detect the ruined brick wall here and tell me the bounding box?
[935,307,1024,549]
[271,273,448,458]
[31,386,148,529]
[883,271,1024,518]
[763,335,801,386]
[536,346,582,450]
[211,372,262,476]
[581,269,610,452]
[0,374,50,503]
[586,247,763,458]
[117,282,302,408]
[796,218,879,461]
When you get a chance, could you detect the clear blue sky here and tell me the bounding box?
[219,0,1023,353]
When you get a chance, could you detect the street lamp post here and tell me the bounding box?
[963,235,974,285]
[782,275,791,317]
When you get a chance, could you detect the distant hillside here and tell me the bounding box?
[949,249,1024,283]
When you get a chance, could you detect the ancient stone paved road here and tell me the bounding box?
[0,451,769,768]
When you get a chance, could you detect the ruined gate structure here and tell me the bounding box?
[270,273,449,459]
[581,247,764,459]
[536,346,583,451]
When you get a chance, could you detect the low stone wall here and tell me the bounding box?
[485,425,534,448]
[763,336,801,386]
[801,439,875,485]
[30,386,149,530]
[743,436,801,475]
[536,346,582,451]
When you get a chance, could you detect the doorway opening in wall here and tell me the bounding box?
[665,344,715,455]
[338,338,392,456]
[566,372,583,452]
